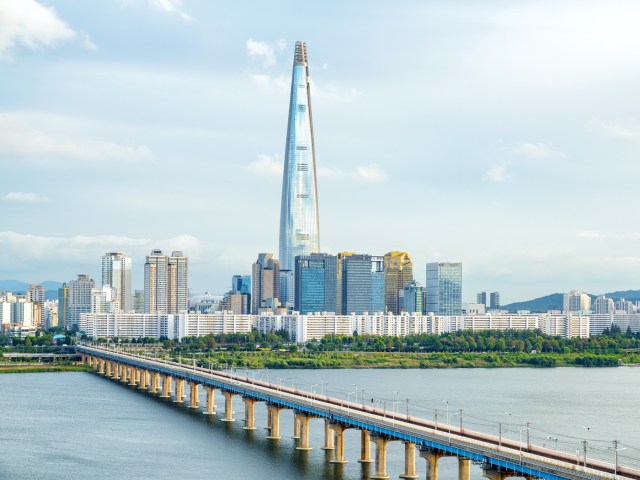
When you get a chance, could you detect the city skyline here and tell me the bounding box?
[1,1,640,303]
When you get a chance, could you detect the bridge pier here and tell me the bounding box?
[292,416,301,439]
[370,435,392,479]
[221,391,235,422]
[98,359,105,375]
[399,442,419,479]
[150,372,160,393]
[204,386,216,415]
[160,375,171,398]
[128,367,138,386]
[266,405,282,439]
[358,430,374,463]
[139,370,149,390]
[174,378,185,403]
[321,420,335,450]
[121,366,128,383]
[420,449,444,480]
[458,458,471,480]
[295,413,312,451]
[242,397,256,430]
[189,382,199,408]
[329,425,348,464]
[105,361,112,377]
[482,468,512,480]
[112,363,121,380]
[135,368,141,385]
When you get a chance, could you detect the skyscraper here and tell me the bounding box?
[341,254,372,315]
[294,253,337,314]
[279,41,320,272]
[371,256,385,313]
[425,262,462,315]
[384,252,413,314]
[101,252,132,312]
[489,291,500,310]
[251,253,280,314]
[144,249,188,314]
[476,291,487,308]
[67,274,95,330]
[403,281,425,314]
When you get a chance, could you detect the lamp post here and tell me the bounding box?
[443,400,450,431]
[583,426,590,467]
[613,440,626,478]
[505,412,512,441]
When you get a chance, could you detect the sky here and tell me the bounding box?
[1,0,639,303]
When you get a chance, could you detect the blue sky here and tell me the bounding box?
[1,0,639,303]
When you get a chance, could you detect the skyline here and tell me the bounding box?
[1,1,640,303]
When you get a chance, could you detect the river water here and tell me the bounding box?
[0,367,638,479]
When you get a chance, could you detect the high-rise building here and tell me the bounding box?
[144,250,188,314]
[425,262,462,315]
[27,284,45,328]
[101,252,133,312]
[278,270,294,309]
[403,281,425,314]
[563,290,591,313]
[489,291,500,310]
[91,285,119,314]
[294,253,337,314]
[251,253,280,314]
[341,254,372,315]
[384,252,413,314]
[371,256,385,313]
[593,295,614,314]
[279,41,320,272]
[68,274,95,330]
[232,275,252,295]
[133,290,144,313]
[58,284,68,330]
[476,291,487,307]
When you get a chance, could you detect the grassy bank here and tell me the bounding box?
[173,350,629,370]
[0,363,92,374]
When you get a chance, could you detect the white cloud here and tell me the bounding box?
[513,142,564,159]
[147,0,193,21]
[243,153,282,176]
[589,119,640,142]
[2,192,50,203]
[246,38,285,68]
[0,113,152,162]
[483,164,508,182]
[0,0,76,58]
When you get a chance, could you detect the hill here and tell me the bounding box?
[502,289,640,312]
[0,280,64,300]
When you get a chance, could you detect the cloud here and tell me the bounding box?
[2,192,50,204]
[0,0,76,58]
[246,38,286,68]
[483,164,508,182]
[147,0,193,20]
[513,142,564,159]
[243,153,282,176]
[312,83,360,103]
[0,112,152,162]
[588,119,640,142]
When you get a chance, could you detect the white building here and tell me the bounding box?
[102,252,133,312]
[563,290,591,313]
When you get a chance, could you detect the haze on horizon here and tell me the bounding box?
[0,0,639,304]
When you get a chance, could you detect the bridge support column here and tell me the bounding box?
[292,416,301,439]
[266,405,281,439]
[189,382,199,409]
[139,370,148,390]
[204,386,216,415]
[370,435,391,479]
[221,391,234,421]
[128,368,138,386]
[112,363,120,380]
[482,469,510,480]
[135,368,141,385]
[358,430,374,463]
[150,372,160,393]
[121,366,128,383]
[399,442,419,479]
[98,359,105,375]
[329,425,348,464]
[105,361,112,377]
[174,379,185,403]
[458,459,471,480]
[420,450,443,480]
[295,414,312,450]
[160,375,171,398]
[242,397,256,430]
[321,420,335,450]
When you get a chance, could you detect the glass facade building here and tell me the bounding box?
[371,256,385,313]
[342,254,372,315]
[294,254,336,314]
[279,41,320,272]
[384,252,413,314]
[425,262,462,315]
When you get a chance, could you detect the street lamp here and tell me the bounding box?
[505,412,512,440]
[443,400,450,429]
[613,440,626,478]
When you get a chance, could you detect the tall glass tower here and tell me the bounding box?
[279,41,320,271]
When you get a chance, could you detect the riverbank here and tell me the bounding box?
[174,350,626,369]
[0,363,91,374]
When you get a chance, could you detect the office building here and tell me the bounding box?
[403,281,425,314]
[67,274,95,329]
[371,256,385,313]
[476,292,487,308]
[279,270,294,309]
[101,252,133,312]
[384,252,413,314]
[279,41,320,271]
[425,262,462,315]
[294,253,337,314]
[251,253,280,314]
[489,291,500,310]
[341,254,372,315]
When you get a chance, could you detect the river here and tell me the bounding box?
[0,367,638,479]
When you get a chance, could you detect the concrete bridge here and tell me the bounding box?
[78,345,638,480]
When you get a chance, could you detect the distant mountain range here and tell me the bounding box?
[0,280,64,300]
[502,290,640,313]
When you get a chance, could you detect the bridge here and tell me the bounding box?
[78,345,638,480]
[3,352,81,361]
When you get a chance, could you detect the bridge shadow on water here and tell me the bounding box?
[102,376,375,479]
